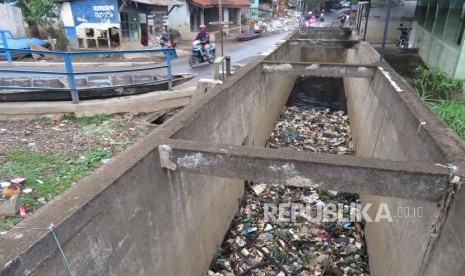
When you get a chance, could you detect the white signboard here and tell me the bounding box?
[162,15,169,26]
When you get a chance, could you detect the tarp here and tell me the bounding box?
[188,0,250,8]
[132,0,183,6]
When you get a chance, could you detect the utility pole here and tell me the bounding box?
[363,0,371,41]
[218,0,224,56]
[380,0,392,61]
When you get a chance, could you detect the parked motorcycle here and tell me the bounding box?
[189,40,216,68]
[396,24,410,53]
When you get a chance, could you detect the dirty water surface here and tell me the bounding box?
[209,77,369,276]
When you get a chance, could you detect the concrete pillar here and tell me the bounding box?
[237,9,242,25]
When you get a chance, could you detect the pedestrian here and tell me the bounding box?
[299,14,306,27]
[304,11,312,21]
[339,13,347,28]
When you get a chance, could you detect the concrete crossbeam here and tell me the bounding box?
[288,39,359,48]
[261,61,376,78]
[158,139,451,201]
[298,28,352,40]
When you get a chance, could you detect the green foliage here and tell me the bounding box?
[62,113,112,126]
[429,100,465,140]
[413,65,464,100]
[47,23,69,50]
[20,0,60,26]
[0,217,22,232]
[78,148,110,168]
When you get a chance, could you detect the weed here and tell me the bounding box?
[82,123,114,135]
[61,113,112,126]
[36,117,54,126]
[429,100,465,140]
[78,148,110,167]
[77,114,112,126]
[413,66,464,100]
[0,216,22,232]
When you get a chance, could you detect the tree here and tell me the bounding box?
[18,0,62,49]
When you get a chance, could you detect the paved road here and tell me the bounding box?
[0,32,290,82]
[172,31,290,83]
[0,11,350,86]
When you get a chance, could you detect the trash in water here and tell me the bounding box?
[209,104,368,275]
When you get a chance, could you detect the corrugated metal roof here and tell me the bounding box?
[53,0,183,5]
[132,0,183,6]
[188,0,250,8]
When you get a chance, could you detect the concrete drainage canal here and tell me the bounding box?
[1,28,465,276]
[208,76,368,275]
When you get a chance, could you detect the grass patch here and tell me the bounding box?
[36,117,54,126]
[429,100,465,140]
[82,123,114,135]
[0,217,22,232]
[62,113,112,126]
[0,148,110,231]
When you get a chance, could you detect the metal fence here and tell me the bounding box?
[0,38,177,104]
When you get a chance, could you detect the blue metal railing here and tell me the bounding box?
[0,30,14,62]
[0,47,177,104]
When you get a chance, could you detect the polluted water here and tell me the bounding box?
[209,77,369,276]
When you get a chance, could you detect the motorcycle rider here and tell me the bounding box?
[194,25,210,58]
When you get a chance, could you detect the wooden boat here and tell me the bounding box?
[0,73,197,102]
[237,31,262,42]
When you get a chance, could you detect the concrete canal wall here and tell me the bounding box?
[0,35,296,275]
[343,34,465,275]
[1,28,465,276]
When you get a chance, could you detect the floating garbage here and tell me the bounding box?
[209,104,369,275]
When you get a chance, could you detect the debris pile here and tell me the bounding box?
[209,105,369,275]
[255,10,300,33]
[269,107,353,155]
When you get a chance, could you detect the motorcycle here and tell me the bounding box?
[396,24,410,53]
[189,40,216,68]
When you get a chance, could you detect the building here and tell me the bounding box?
[56,0,182,49]
[355,0,418,43]
[169,0,250,40]
[412,0,465,79]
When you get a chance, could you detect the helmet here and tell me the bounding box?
[200,25,206,30]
